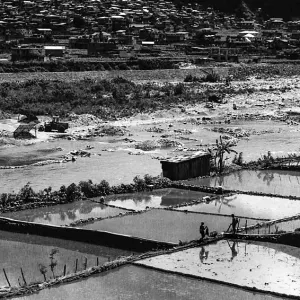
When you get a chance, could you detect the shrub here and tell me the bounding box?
[79,180,98,198]
[133,175,146,191]
[96,180,110,195]
[65,183,81,202]
[184,74,200,82]
[203,71,220,82]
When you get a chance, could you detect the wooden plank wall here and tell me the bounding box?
[161,155,210,180]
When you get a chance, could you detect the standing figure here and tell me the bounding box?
[231,214,239,234]
[199,222,209,240]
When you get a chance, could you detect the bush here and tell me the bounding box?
[133,175,146,191]
[79,180,98,198]
[203,71,220,82]
[65,183,81,202]
[184,74,200,82]
[96,180,110,195]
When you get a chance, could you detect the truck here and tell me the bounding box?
[43,116,69,133]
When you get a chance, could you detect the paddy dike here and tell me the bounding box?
[0,230,134,288]
[135,240,300,298]
[16,264,291,300]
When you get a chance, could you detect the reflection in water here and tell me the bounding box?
[199,246,209,264]
[138,240,300,297]
[257,171,274,186]
[190,170,300,197]
[227,240,238,261]
[3,201,125,226]
[210,195,237,214]
[104,189,212,210]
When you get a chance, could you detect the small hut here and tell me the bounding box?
[13,123,36,139]
[160,152,211,181]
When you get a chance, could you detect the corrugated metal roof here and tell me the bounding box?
[161,151,210,164]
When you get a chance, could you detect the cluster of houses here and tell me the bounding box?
[1,0,300,61]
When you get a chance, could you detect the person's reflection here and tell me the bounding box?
[227,240,238,261]
[199,246,209,263]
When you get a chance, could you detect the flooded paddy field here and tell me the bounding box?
[135,240,300,298]
[1,200,127,226]
[101,188,213,210]
[248,217,300,234]
[79,209,259,243]
[185,170,300,197]
[16,264,289,300]
[175,194,300,220]
[0,230,134,288]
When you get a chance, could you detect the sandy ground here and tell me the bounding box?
[1,75,300,193]
[135,239,300,297]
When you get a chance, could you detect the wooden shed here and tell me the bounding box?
[14,123,36,139]
[160,152,211,181]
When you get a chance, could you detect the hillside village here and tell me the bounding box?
[1,0,300,61]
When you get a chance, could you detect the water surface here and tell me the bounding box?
[185,170,300,197]
[136,240,300,297]
[17,264,289,300]
[248,217,300,234]
[0,230,133,288]
[2,201,126,226]
[102,188,214,210]
[80,210,259,243]
[176,194,300,220]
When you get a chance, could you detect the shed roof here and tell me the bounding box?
[161,151,210,164]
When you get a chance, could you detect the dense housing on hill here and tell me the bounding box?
[0,0,300,61]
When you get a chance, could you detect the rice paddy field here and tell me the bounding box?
[101,188,213,210]
[185,170,300,197]
[175,194,300,220]
[135,240,300,298]
[247,217,300,235]
[78,209,260,243]
[0,230,134,288]
[1,200,127,226]
[16,264,290,300]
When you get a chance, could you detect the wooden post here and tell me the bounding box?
[245,220,248,234]
[75,259,78,273]
[21,268,27,286]
[3,269,11,287]
[268,225,270,234]
[63,265,66,276]
[84,257,88,270]
[258,227,260,234]
[96,257,99,266]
